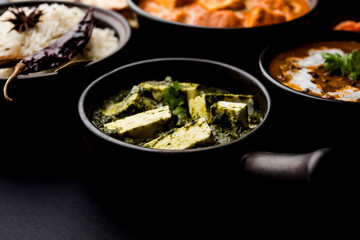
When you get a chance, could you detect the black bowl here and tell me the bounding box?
[259,30,360,151]
[78,58,271,183]
[0,1,131,168]
[128,0,319,29]
[78,59,271,235]
[127,0,319,66]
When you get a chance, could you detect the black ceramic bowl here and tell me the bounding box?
[78,58,271,185]
[127,0,319,65]
[259,30,360,150]
[0,1,131,167]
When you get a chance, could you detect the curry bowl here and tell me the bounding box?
[259,30,360,149]
[127,0,319,64]
[78,58,272,240]
[78,58,271,183]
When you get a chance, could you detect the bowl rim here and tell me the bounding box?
[259,30,360,105]
[127,0,319,31]
[78,57,272,154]
[0,0,131,80]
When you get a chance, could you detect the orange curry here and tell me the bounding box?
[269,41,360,102]
[138,0,311,28]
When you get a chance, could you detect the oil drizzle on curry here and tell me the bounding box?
[269,41,360,102]
[138,0,311,28]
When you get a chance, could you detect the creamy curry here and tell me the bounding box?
[138,0,311,28]
[269,41,360,102]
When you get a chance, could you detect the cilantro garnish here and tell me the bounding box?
[322,50,360,80]
[162,81,188,119]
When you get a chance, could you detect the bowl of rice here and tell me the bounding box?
[0,0,131,102]
[0,1,131,165]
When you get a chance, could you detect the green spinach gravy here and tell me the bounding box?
[91,77,262,150]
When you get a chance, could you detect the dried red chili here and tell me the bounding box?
[3,7,95,102]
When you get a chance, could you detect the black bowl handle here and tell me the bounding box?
[240,148,339,184]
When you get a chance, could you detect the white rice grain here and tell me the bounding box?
[0,3,119,77]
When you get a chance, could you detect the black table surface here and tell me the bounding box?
[1,1,360,240]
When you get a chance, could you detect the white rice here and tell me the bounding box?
[0,3,119,77]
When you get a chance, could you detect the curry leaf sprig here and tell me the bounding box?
[322,50,360,80]
[162,81,188,119]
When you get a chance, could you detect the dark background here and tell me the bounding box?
[1,1,360,240]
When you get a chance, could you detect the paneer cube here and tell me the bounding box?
[189,93,254,122]
[261,0,286,9]
[143,117,213,149]
[245,7,286,27]
[192,9,242,27]
[138,81,168,101]
[222,93,254,114]
[155,0,195,8]
[101,89,158,117]
[198,0,245,10]
[104,106,172,139]
[139,80,200,101]
[179,82,200,100]
[210,101,248,128]
[188,93,213,122]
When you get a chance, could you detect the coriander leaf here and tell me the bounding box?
[322,52,343,72]
[162,81,189,119]
[322,50,360,80]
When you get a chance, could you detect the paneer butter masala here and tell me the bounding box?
[138,0,311,28]
[269,41,360,102]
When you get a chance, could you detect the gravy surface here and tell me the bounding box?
[138,0,310,28]
[269,41,360,102]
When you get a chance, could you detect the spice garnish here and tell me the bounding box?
[0,55,23,68]
[322,49,360,80]
[3,8,94,102]
[5,6,43,33]
[162,81,188,119]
